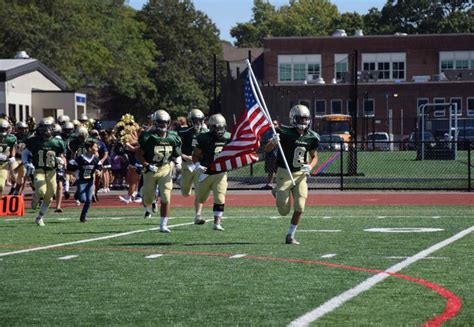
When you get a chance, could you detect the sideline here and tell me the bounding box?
[288,225,474,327]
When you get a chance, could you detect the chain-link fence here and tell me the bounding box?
[224,141,472,191]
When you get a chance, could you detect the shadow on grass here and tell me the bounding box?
[117,242,174,246]
[183,242,257,246]
[58,231,125,235]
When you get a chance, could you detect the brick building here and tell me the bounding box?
[221,33,474,141]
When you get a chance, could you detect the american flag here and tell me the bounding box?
[211,72,271,172]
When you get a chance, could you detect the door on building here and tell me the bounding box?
[43,108,57,120]
[8,104,16,120]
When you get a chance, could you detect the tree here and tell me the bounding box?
[138,0,223,117]
[0,0,157,116]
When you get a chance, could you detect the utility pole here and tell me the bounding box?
[348,49,358,175]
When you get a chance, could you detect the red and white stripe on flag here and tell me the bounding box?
[211,72,271,172]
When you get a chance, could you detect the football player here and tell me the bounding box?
[67,140,102,222]
[61,121,76,199]
[52,124,67,213]
[178,109,209,224]
[12,121,30,195]
[23,117,66,226]
[0,118,17,196]
[192,113,231,231]
[136,109,182,232]
[57,114,70,127]
[265,105,319,245]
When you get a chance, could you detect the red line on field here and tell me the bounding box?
[50,192,474,209]
[50,245,461,326]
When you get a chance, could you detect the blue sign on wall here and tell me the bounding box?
[76,95,86,103]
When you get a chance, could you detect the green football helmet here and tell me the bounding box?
[289,104,311,130]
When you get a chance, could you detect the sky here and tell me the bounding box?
[128,0,386,43]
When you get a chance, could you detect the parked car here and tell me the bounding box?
[403,131,435,150]
[318,134,348,151]
[367,132,390,151]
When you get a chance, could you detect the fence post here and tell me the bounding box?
[468,143,471,192]
[340,142,344,191]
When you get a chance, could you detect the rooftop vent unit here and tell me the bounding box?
[332,29,347,37]
[354,29,364,36]
[315,77,326,85]
[14,51,30,59]
[394,32,408,36]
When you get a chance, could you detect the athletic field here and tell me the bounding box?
[1,198,473,326]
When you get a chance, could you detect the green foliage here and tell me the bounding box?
[0,0,156,114]
[138,0,223,117]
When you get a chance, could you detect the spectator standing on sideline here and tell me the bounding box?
[265,105,319,245]
[192,114,231,231]
[261,120,279,190]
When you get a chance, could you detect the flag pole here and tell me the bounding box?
[246,59,295,186]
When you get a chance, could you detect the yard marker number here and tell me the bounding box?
[0,195,24,216]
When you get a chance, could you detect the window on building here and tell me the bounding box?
[450,97,462,116]
[363,99,374,117]
[8,104,15,120]
[334,54,348,81]
[361,53,406,81]
[19,105,23,122]
[433,98,446,117]
[279,64,292,81]
[347,100,354,115]
[440,51,474,72]
[377,62,390,79]
[417,98,429,115]
[331,100,342,114]
[467,98,474,116]
[278,55,321,83]
[392,62,405,79]
[26,105,31,118]
[315,100,326,117]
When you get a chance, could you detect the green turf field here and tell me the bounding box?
[1,206,473,326]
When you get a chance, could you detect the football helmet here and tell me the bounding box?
[0,118,11,136]
[79,113,89,123]
[37,118,54,139]
[289,104,311,130]
[76,126,89,140]
[153,110,171,133]
[208,114,226,137]
[62,121,75,137]
[57,115,70,126]
[15,121,28,135]
[187,109,205,131]
[72,119,81,128]
[53,124,62,136]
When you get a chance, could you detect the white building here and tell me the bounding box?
[0,52,87,123]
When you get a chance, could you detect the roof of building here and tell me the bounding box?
[0,58,68,90]
[264,32,474,41]
[222,42,263,62]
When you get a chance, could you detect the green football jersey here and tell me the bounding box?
[195,131,231,174]
[138,130,182,166]
[69,136,98,157]
[177,126,209,156]
[0,134,17,162]
[25,136,66,170]
[276,126,319,172]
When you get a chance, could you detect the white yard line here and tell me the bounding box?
[145,254,163,259]
[230,254,247,259]
[0,221,197,258]
[288,225,474,327]
[321,254,337,258]
[58,255,79,260]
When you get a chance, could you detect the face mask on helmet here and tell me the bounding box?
[294,116,311,130]
[290,105,311,131]
[154,119,169,133]
[39,124,53,139]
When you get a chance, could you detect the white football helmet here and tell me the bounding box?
[208,114,226,137]
[53,123,62,136]
[289,104,311,130]
[188,109,205,131]
[37,117,54,139]
[0,118,11,136]
[154,110,171,133]
[57,114,70,126]
[79,113,89,123]
[76,126,89,139]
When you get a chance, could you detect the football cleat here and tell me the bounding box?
[213,224,225,231]
[35,217,45,227]
[285,234,300,245]
[159,226,171,233]
[144,211,152,219]
[194,217,206,225]
[54,208,63,213]
[119,195,131,204]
